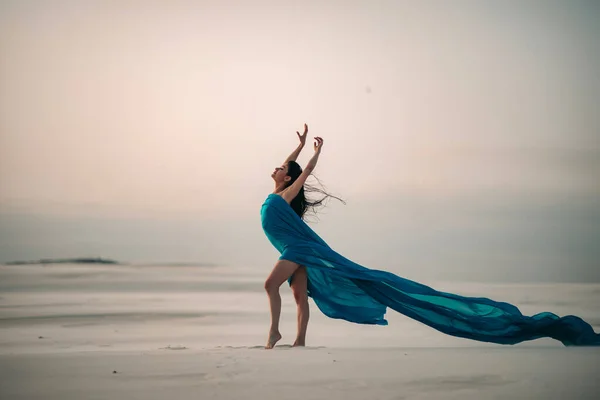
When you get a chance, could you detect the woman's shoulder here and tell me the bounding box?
[269,191,291,204]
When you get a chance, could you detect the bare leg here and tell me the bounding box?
[264,259,300,349]
[291,267,309,347]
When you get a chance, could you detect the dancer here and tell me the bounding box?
[262,123,600,349]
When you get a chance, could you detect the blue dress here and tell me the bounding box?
[261,193,600,346]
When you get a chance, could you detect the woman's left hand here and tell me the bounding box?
[313,136,323,152]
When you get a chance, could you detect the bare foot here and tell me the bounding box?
[265,330,282,349]
[292,339,305,347]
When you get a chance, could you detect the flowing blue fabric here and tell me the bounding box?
[261,193,600,346]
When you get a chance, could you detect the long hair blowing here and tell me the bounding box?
[285,160,345,220]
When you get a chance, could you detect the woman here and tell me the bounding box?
[263,123,328,349]
[261,124,600,349]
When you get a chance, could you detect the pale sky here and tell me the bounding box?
[1,0,599,282]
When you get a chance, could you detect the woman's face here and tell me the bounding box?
[271,163,291,184]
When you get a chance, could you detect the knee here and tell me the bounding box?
[264,278,280,294]
[292,288,308,305]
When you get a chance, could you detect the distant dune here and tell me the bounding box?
[4,257,120,265]
[2,258,220,267]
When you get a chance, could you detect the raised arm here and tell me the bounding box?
[284,123,308,164]
[281,137,323,203]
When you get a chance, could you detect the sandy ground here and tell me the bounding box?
[1,346,599,400]
[1,263,599,399]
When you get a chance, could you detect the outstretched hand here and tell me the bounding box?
[313,136,323,153]
[296,123,308,145]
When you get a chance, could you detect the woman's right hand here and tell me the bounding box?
[313,136,323,153]
[296,123,308,146]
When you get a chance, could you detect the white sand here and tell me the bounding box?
[1,263,599,399]
[1,346,598,399]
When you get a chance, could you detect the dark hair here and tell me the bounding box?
[285,160,345,220]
